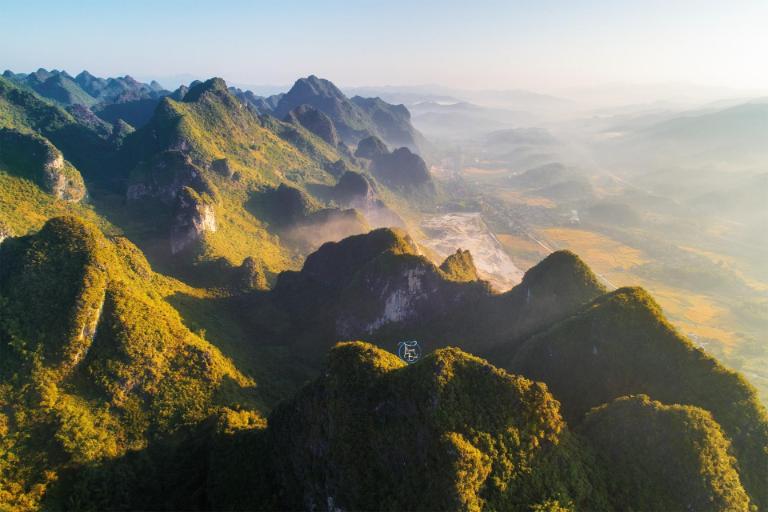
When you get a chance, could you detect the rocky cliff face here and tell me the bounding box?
[0,128,86,202]
[439,249,480,282]
[258,232,606,365]
[170,187,217,254]
[127,150,216,203]
[335,252,483,337]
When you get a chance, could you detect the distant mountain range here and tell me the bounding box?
[3,69,427,155]
[234,75,427,152]
[346,83,571,111]
[599,99,768,170]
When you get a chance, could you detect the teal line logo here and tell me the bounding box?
[397,340,421,364]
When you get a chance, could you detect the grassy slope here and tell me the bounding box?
[0,171,103,235]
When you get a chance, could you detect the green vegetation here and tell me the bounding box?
[0,170,104,236]
[581,395,750,511]
[0,128,86,201]
[0,217,261,510]
[1,217,766,511]
[267,342,599,511]
[0,76,113,179]
[273,75,425,151]
[119,77,368,278]
[439,248,480,281]
[241,235,606,367]
[370,146,434,192]
[509,286,768,509]
[53,343,608,511]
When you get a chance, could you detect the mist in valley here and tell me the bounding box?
[364,81,768,401]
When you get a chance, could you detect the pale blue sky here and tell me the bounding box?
[1,0,766,92]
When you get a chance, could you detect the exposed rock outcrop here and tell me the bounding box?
[0,128,86,201]
[262,235,605,363]
[127,150,216,203]
[0,222,11,245]
[439,249,479,282]
[170,187,217,254]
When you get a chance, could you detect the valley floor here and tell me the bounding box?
[454,162,768,405]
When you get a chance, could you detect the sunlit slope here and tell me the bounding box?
[509,287,768,509]
[0,217,262,510]
[118,77,356,274]
[532,224,768,402]
[581,395,750,511]
[115,79,390,282]
[0,76,113,179]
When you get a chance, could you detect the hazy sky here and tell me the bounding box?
[2,0,767,93]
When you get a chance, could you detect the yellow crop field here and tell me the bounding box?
[495,189,556,208]
[497,233,551,270]
[536,227,741,350]
[541,227,648,271]
[463,166,511,176]
[647,284,738,346]
[680,245,768,292]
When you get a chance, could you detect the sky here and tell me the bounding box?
[1,0,767,94]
